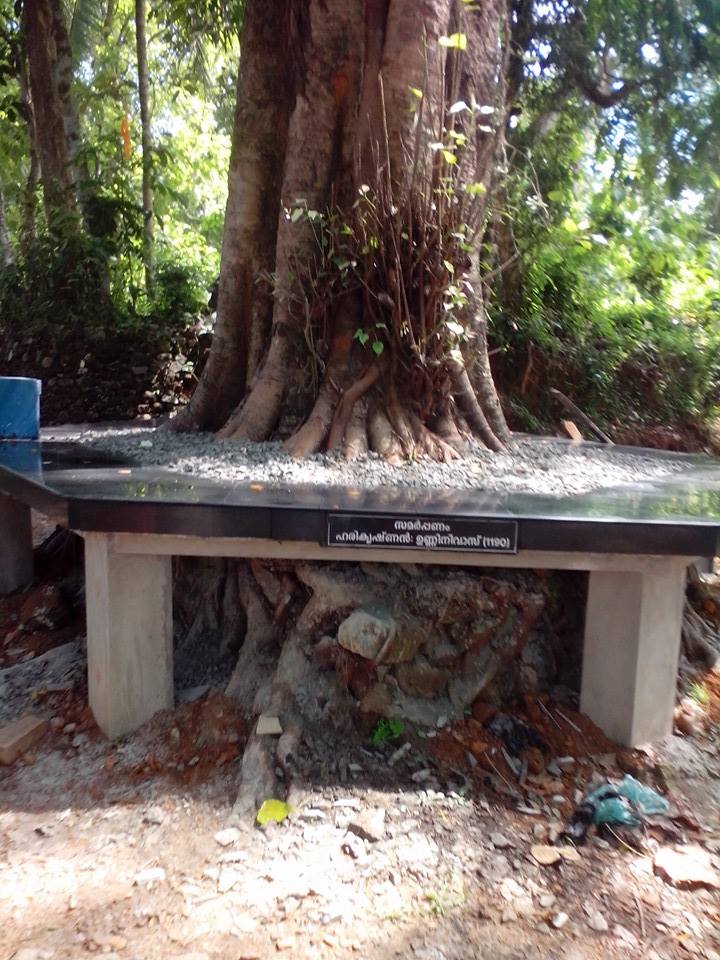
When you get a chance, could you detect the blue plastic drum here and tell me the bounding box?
[0,377,42,439]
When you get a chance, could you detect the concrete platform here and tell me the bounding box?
[1,438,719,745]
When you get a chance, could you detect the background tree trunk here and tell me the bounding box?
[22,0,78,229]
[49,0,91,225]
[134,0,154,295]
[171,1,297,431]
[176,0,510,457]
[17,42,40,248]
[0,177,15,266]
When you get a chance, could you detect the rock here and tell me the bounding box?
[673,699,708,738]
[342,834,366,860]
[499,877,525,902]
[214,827,241,847]
[395,658,450,699]
[19,584,70,630]
[520,630,555,689]
[143,805,165,825]
[490,832,513,850]
[93,934,127,951]
[337,608,395,660]
[429,643,462,667]
[584,906,608,932]
[348,807,386,842]
[539,893,556,908]
[359,682,392,717]
[256,714,283,736]
[531,845,561,866]
[513,895,535,917]
[388,742,411,766]
[337,608,423,663]
[612,924,638,947]
[0,715,49,765]
[653,845,720,890]
[448,648,499,710]
[550,911,569,929]
[134,866,166,885]
[276,935,296,950]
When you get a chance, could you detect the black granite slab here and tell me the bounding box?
[1,439,719,557]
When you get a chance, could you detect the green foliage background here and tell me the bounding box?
[1,0,720,437]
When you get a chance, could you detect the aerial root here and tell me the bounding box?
[448,359,505,452]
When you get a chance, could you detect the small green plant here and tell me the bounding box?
[370,718,405,746]
[688,681,709,706]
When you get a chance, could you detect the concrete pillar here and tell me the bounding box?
[0,494,33,594]
[84,533,173,739]
[580,561,686,747]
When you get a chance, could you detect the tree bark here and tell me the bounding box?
[177,0,511,457]
[0,176,15,266]
[49,0,91,224]
[22,0,78,229]
[134,0,154,295]
[170,1,298,432]
[17,42,40,248]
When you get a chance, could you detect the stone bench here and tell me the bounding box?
[2,438,719,747]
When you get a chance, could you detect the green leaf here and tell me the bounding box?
[439,33,467,51]
[547,189,564,202]
[290,207,304,223]
[256,799,290,825]
[465,182,486,196]
[353,328,370,345]
[441,149,457,165]
[409,87,424,99]
[449,100,469,114]
[443,259,455,274]
[371,340,384,355]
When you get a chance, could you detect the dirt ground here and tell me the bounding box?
[1,524,719,960]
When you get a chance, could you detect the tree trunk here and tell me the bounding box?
[170,0,296,431]
[22,0,78,229]
[49,0,92,225]
[176,0,510,456]
[134,0,154,295]
[0,176,15,266]
[18,42,40,248]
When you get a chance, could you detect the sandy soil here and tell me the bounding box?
[1,532,719,960]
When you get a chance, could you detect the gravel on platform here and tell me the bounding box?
[45,423,694,498]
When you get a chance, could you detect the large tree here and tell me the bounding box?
[173,0,720,460]
[173,0,513,457]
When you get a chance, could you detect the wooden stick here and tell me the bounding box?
[550,389,614,445]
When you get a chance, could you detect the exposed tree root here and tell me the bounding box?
[326,364,380,452]
[449,359,505,452]
[682,600,719,671]
[342,396,369,459]
[282,379,338,458]
[367,405,404,464]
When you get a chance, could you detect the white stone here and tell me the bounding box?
[214,827,241,847]
[134,866,166,886]
[256,714,282,736]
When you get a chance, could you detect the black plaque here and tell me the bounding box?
[327,513,518,554]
